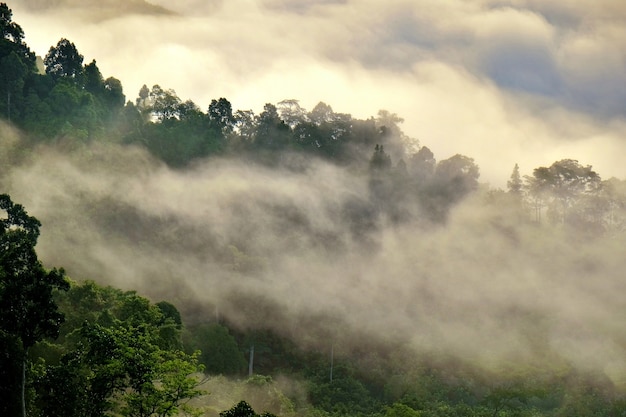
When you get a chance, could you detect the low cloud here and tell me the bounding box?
[4,140,626,382]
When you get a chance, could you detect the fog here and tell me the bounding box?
[11,0,626,187]
[2,0,626,393]
[3,128,626,385]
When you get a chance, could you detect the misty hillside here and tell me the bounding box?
[3,2,626,416]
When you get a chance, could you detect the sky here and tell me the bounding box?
[11,0,626,186]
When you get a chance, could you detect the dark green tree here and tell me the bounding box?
[0,2,24,43]
[44,78,101,140]
[38,281,204,417]
[383,403,421,417]
[156,300,182,328]
[220,401,277,417]
[83,59,104,95]
[0,194,69,417]
[0,3,36,123]
[254,103,290,151]
[208,97,235,133]
[292,102,351,160]
[103,77,125,114]
[184,323,246,375]
[0,50,27,121]
[44,38,84,81]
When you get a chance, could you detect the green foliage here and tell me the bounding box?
[0,194,69,417]
[157,300,183,327]
[0,3,35,124]
[0,51,27,119]
[37,280,205,417]
[308,363,382,415]
[184,322,247,375]
[44,37,84,81]
[220,400,277,417]
[384,403,422,417]
[0,2,23,43]
[209,97,236,133]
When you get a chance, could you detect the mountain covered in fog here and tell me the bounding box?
[3,2,626,416]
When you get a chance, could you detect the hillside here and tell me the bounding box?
[2,2,626,416]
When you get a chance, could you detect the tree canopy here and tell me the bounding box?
[0,194,69,417]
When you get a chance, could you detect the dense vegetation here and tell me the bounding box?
[3,2,626,416]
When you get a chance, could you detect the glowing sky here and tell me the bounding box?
[12,0,626,186]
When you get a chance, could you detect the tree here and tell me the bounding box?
[346,117,382,164]
[0,50,27,121]
[0,2,24,43]
[507,163,523,195]
[220,401,277,417]
[0,194,69,417]
[40,321,204,417]
[290,102,352,160]
[254,103,290,152]
[184,323,246,375]
[44,38,84,81]
[415,154,480,222]
[526,159,601,225]
[309,101,334,125]
[148,84,182,121]
[38,282,204,417]
[277,98,307,129]
[208,97,235,133]
[41,77,103,140]
[0,3,36,123]
[596,177,626,233]
[136,84,150,108]
[375,109,412,160]
[370,144,392,171]
[483,383,545,417]
[383,403,421,417]
[232,109,257,147]
[103,77,125,111]
[434,154,480,202]
[409,146,436,183]
[83,59,104,95]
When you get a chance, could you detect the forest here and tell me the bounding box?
[2,2,626,416]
